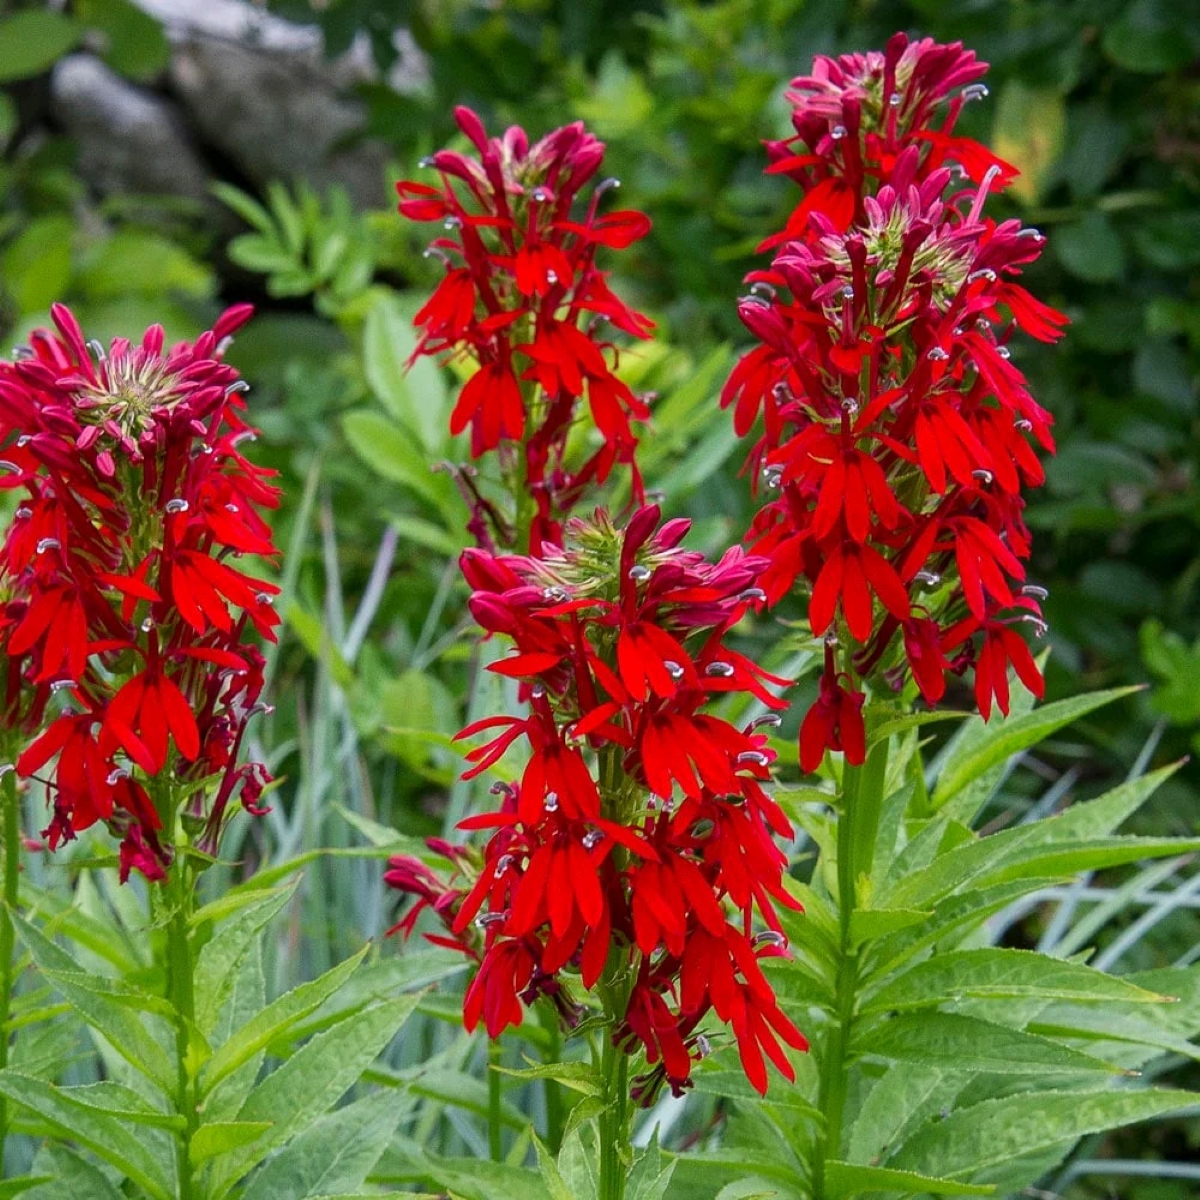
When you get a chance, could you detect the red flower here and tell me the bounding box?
[396,107,655,550]
[799,671,866,772]
[722,42,1060,751]
[1,305,279,880]
[433,507,805,1097]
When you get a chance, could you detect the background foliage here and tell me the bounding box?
[1,0,1199,1195]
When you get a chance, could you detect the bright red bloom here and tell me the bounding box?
[439,507,804,1097]
[723,42,1061,761]
[0,304,279,879]
[397,107,655,552]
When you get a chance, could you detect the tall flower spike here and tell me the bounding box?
[432,506,806,1098]
[397,107,655,552]
[724,40,1064,770]
[0,305,279,879]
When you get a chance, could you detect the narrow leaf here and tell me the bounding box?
[861,949,1171,1015]
[826,1160,995,1197]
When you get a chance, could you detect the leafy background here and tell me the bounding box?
[1,0,1199,1195]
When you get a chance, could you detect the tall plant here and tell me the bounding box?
[385,33,1200,1200]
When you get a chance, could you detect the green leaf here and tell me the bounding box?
[0,1072,173,1199]
[556,1124,602,1200]
[0,11,82,82]
[363,293,447,452]
[239,1091,404,1200]
[1101,4,1194,73]
[189,1121,272,1167]
[931,687,1138,810]
[888,1088,1198,1179]
[1,215,74,314]
[210,995,419,1195]
[76,229,214,299]
[493,1060,600,1095]
[194,880,300,1039]
[855,1012,1125,1076]
[26,1144,120,1200]
[0,1179,54,1199]
[992,82,1066,204]
[849,908,931,947]
[825,1161,995,1198]
[342,410,451,508]
[200,945,369,1095]
[627,1137,676,1200]
[211,183,276,235]
[12,912,176,1092]
[534,1132,575,1200]
[1054,211,1126,282]
[75,0,170,81]
[203,937,267,1124]
[861,948,1172,1016]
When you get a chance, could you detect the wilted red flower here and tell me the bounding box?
[396,107,655,552]
[0,304,279,879]
[437,506,805,1097]
[723,42,1061,767]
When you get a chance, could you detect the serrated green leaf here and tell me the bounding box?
[12,912,176,1092]
[627,1136,676,1200]
[194,879,299,1038]
[932,688,1138,810]
[201,945,368,1096]
[0,1071,173,1199]
[826,1160,995,1197]
[534,1132,575,1200]
[557,1124,602,1200]
[211,995,419,1195]
[861,948,1170,1015]
[855,1012,1125,1076]
[493,1059,599,1095]
[188,1121,272,1166]
[26,1144,120,1200]
[888,1088,1198,1179]
[203,937,267,1124]
[239,1090,404,1200]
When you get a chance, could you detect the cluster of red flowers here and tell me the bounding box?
[0,304,279,881]
[723,33,1065,770]
[396,106,654,550]
[392,507,806,1098]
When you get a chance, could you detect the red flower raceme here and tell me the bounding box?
[0,304,280,879]
[420,506,806,1099]
[722,41,1064,767]
[396,107,655,551]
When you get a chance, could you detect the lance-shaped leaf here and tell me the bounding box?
[0,1071,174,1199]
[238,1090,407,1200]
[888,1087,1198,1179]
[854,1012,1126,1076]
[860,948,1172,1016]
[12,912,176,1093]
[200,945,368,1096]
[825,1161,995,1197]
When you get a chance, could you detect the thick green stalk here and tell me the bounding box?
[488,1037,503,1160]
[598,1018,631,1200]
[814,738,890,1200]
[0,761,20,1172]
[165,865,199,1200]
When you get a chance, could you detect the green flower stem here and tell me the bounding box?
[488,1037,503,1160]
[815,737,890,1200]
[165,860,199,1200]
[0,760,20,1172]
[598,1007,631,1200]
